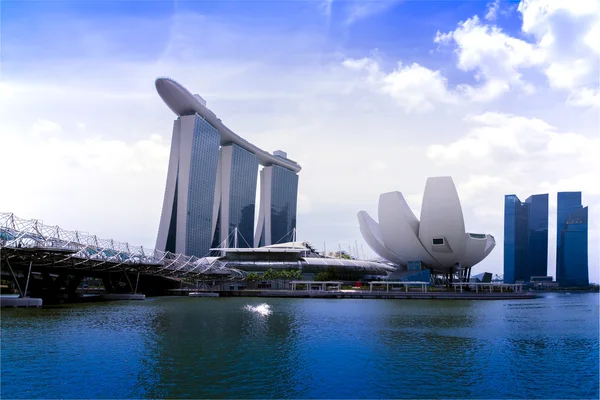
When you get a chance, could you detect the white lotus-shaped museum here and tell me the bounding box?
[358,177,495,274]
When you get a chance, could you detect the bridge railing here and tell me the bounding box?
[0,212,245,278]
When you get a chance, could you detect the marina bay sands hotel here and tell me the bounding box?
[154,77,301,257]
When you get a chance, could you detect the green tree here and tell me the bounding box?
[290,270,303,280]
[315,272,329,281]
[262,269,278,281]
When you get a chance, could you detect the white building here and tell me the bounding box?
[358,177,495,279]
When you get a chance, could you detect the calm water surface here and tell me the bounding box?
[1,293,598,399]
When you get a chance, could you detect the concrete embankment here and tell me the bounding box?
[192,290,537,300]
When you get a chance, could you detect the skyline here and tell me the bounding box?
[0,0,598,281]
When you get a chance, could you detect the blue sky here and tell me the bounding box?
[0,0,598,281]
[2,1,514,69]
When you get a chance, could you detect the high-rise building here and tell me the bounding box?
[211,144,259,249]
[525,194,549,278]
[154,77,301,257]
[156,114,221,256]
[556,192,589,287]
[503,194,548,283]
[254,159,299,247]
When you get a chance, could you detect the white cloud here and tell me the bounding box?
[342,58,457,112]
[583,20,600,53]
[436,0,600,107]
[435,16,544,101]
[1,119,169,243]
[427,111,598,166]
[518,0,599,37]
[485,0,501,21]
[0,81,17,100]
[544,59,592,90]
[427,112,556,163]
[31,119,63,135]
[566,87,600,107]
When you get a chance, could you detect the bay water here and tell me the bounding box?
[1,293,598,399]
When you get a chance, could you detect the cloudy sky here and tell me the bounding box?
[1,0,598,281]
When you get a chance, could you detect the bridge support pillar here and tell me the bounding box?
[3,258,24,297]
[102,275,115,293]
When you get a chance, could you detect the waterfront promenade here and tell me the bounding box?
[170,286,536,300]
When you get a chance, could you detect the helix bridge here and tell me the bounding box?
[0,212,246,287]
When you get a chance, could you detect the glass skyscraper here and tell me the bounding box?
[212,144,259,249]
[270,165,299,245]
[525,194,549,278]
[503,194,548,283]
[157,114,221,257]
[556,192,589,287]
[155,77,301,257]
[255,162,299,247]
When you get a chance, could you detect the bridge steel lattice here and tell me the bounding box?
[0,212,246,291]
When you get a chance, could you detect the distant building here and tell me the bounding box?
[503,194,549,284]
[556,192,589,287]
[530,276,558,290]
[470,272,493,283]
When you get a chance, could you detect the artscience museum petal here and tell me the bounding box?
[358,176,495,277]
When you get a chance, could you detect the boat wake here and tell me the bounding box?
[244,303,272,317]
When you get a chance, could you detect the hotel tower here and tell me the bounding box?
[154,77,301,257]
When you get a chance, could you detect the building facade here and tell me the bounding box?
[358,177,496,278]
[556,192,589,287]
[156,114,221,256]
[154,77,301,257]
[211,144,259,249]
[255,160,299,247]
[503,194,548,284]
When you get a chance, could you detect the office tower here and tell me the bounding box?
[503,194,549,283]
[155,77,301,257]
[525,194,549,278]
[557,192,589,287]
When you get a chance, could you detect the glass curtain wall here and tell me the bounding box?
[557,192,588,287]
[185,115,221,257]
[270,165,299,245]
[227,144,258,248]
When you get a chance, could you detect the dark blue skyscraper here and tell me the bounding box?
[525,194,549,278]
[557,192,589,287]
[503,194,548,283]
